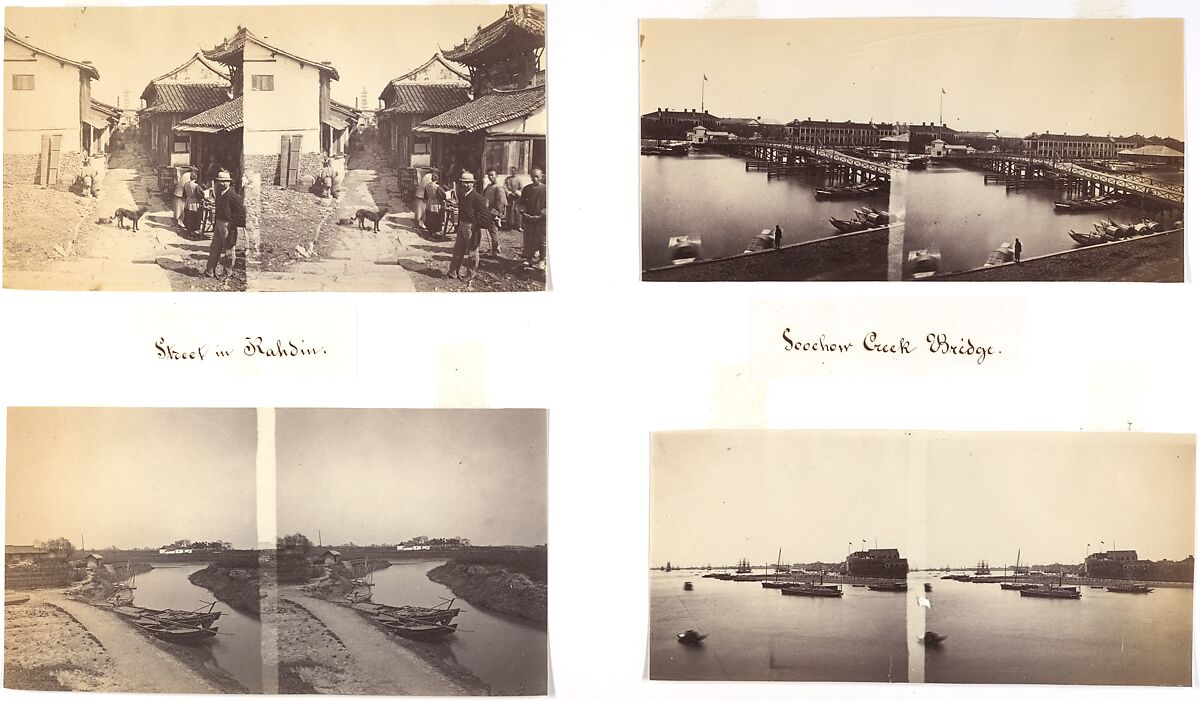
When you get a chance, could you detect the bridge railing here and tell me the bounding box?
[968,153,1183,204]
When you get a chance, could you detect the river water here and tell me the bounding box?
[370,561,547,695]
[132,564,263,692]
[649,571,907,682]
[922,575,1192,685]
[641,152,1181,276]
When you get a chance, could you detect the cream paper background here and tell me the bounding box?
[2,0,1199,699]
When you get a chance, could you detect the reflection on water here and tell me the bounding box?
[132,564,263,692]
[904,164,1179,274]
[641,153,890,269]
[924,576,1192,685]
[649,571,906,682]
[370,561,547,695]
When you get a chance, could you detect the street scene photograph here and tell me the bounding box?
[5,408,263,693]
[640,18,1184,282]
[4,5,547,292]
[270,408,548,695]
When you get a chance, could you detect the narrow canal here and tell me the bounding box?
[649,570,907,682]
[131,564,263,692]
[924,577,1191,685]
[371,561,547,695]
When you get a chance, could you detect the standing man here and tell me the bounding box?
[317,159,336,199]
[1013,237,1023,263]
[173,166,192,225]
[183,173,202,232]
[447,172,488,282]
[482,169,508,257]
[423,172,444,234]
[205,170,246,278]
[520,168,547,269]
[773,224,783,250]
[415,168,437,229]
[504,166,523,231]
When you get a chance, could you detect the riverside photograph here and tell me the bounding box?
[5,407,262,693]
[271,408,548,696]
[640,18,1184,282]
[649,430,1195,686]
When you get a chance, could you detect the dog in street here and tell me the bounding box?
[355,207,389,232]
[114,206,149,231]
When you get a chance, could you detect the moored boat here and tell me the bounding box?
[1053,195,1123,212]
[984,244,1014,267]
[131,617,220,644]
[677,629,708,645]
[350,600,461,625]
[667,235,702,265]
[683,581,694,591]
[867,581,907,592]
[1106,583,1154,594]
[1068,229,1106,246]
[744,229,775,253]
[907,247,941,279]
[781,584,843,598]
[829,217,870,234]
[918,632,948,646]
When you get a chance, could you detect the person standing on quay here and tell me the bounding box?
[1013,237,1023,263]
[447,172,488,283]
[504,166,523,231]
[521,168,547,269]
[774,224,783,250]
[482,168,507,257]
[205,170,246,278]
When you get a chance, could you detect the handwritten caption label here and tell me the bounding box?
[782,329,999,365]
[752,299,1023,378]
[155,337,328,361]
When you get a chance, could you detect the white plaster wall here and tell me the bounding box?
[4,38,83,153]
[241,41,321,155]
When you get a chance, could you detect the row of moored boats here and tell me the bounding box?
[829,205,895,234]
[1067,218,1165,247]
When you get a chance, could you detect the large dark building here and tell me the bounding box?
[1083,550,1194,582]
[845,548,909,578]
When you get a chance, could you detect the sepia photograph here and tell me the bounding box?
[640,19,1184,282]
[919,432,1194,686]
[649,430,1195,685]
[649,431,911,682]
[270,409,548,695]
[4,5,547,292]
[5,408,263,693]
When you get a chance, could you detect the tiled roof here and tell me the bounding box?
[442,5,545,64]
[141,53,229,100]
[415,85,544,134]
[204,27,339,80]
[380,83,470,116]
[143,83,231,115]
[90,98,120,119]
[175,95,243,133]
[4,27,99,79]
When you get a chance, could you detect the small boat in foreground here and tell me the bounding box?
[667,236,702,265]
[1107,583,1154,594]
[984,243,1015,267]
[919,632,948,646]
[350,600,460,625]
[907,247,942,279]
[867,581,908,592]
[677,629,708,645]
[1053,195,1124,212]
[131,618,219,644]
[744,229,775,253]
[829,217,870,234]
[923,583,932,592]
[1068,229,1107,246]
[683,581,694,591]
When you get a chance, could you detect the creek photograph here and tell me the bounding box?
[4,407,262,693]
[270,408,548,696]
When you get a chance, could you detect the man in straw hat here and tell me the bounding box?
[447,171,489,283]
[205,169,246,278]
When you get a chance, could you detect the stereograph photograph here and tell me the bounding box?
[4,408,548,696]
[3,5,547,293]
[640,19,1185,282]
[649,430,1195,686]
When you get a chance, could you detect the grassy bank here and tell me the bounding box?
[188,564,261,618]
[427,558,547,626]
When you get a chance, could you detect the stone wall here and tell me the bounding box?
[244,153,280,188]
[3,152,85,188]
[643,226,899,282]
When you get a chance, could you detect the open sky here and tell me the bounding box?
[5,5,507,107]
[640,18,1184,139]
[275,409,547,547]
[651,431,912,568]
[6,408,257,550]
[925,432,1194,568]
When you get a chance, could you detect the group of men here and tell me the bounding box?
[417,165,548,283]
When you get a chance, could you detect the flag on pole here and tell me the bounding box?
[941,87,947,95]
[703,74,708,81]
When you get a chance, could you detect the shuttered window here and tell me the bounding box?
[251,75,274,91]
[12,74,34,90]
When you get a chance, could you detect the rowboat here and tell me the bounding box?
[114,603,222,629]
[918,632,948,646]
[683,581,694,591]
[815,182,884,199]
[829,217,870,234]
[677,629,708,645]
[375,617,458,641]
[131,617,220,644]
[744,229,775,253]
[350,601,460,626]
[1053,195,1123,212]
[1068,229,1106,246]
[781,584,843,598]
[984,243,1015,266]
[999,582,1034,591]
[907,247,941,279]
[667,236,701,265]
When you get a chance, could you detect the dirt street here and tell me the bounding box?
[4,593,218,693]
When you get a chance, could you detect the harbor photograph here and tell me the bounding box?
[5,407,262,693]
[919,432,1194,686]
[4,5,547,292]
[640,18,1184,282]
[649,431,911,682]
[271,408,548,695]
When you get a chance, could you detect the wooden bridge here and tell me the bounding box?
[964,153,1184,208]
[704,139,903,183]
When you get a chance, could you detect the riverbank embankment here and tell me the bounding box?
[189,564,262,618]
[929,228,1183,282]
[427,557,548,626]
[643,225,899,282]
